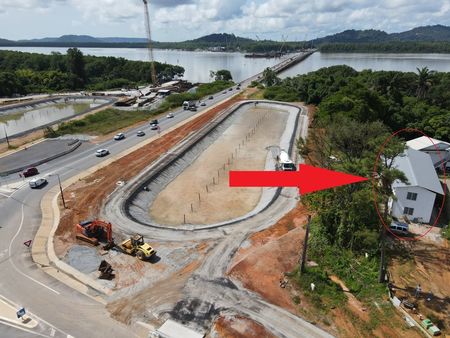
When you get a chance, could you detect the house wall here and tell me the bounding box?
[392,186,436,223]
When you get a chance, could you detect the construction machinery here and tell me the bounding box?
[142,0,158,86]
[75,219,114,249]
[118,234,156,260]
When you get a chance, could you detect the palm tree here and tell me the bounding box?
[416,67,433,99]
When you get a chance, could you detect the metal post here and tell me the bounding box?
[206,185,209,193]
[191,203,193,212]
[57,174,66,209]
[198,192,201,202]
[183,214,186,224]
[3,125,10,148]
[300,215,311,274]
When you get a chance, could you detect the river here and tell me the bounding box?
[1,47,449,83]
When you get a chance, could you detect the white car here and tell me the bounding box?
[29,177,47,189]
[137,130,145,137]
[166,113,174,118]
[114,133,125,140]
[95,149,110,157]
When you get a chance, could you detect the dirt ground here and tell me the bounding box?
[227,201,427,338]
[228,203,310,312]
[150,106,289,225]
[389,238,450,335]
[210,315,277,338]
[54,95,242,257]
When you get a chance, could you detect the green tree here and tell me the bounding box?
[416,66,433,99]
[66,48,85,89]
[262,67,279,87]
[214,69,233,81]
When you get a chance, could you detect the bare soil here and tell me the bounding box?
[210,315,277,338]
[150,106,289,225]
[54,96,242,257]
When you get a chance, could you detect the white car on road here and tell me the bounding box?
[95,149,110,157]
[166,113,174,118]
[29,177,47,189]
[114,133,125,140]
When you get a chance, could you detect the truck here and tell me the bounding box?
[276,151,296,171]
[182,100,196,110]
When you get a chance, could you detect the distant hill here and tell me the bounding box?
[99,37,148,43]
[21,35,103,43]
[188,33,253,44]
[0,38,14,45]
[312,25,450,44]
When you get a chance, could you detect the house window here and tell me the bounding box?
[403,207,414,215]
[406,192,418,201]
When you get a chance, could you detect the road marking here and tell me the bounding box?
[0,318,50,337]
[8,203,60,295]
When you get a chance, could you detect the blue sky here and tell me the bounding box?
[0,0,449,41]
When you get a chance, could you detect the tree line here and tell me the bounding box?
[260,65,449,302]
[319,41,450,53]
[0,48,185,97]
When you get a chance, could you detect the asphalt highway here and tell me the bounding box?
[0,88,239,337]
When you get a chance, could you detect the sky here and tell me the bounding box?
[0,0,449,41]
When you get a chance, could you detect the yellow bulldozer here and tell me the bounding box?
[119,234,156,260]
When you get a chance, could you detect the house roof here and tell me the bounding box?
[406,136,450,152]
[392,148,444,195]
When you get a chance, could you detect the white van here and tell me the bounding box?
[29,177,47,189]
[389,221,409,235]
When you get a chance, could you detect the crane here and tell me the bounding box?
[142,0,158,86]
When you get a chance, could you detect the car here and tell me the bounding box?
[22,167,39,178]
[223,91,227,94]
[228,88,233,91]
[166,113,174,118]
[189,106,197,112]
[29,177,47,189]
[151,124,159,130]
[95,149,110,157]
[114,133,125,140]
[136,131,145,137]
[236,86,241,90]
[200,102,206,106]
[208,96,214,100]
[150,119,159,126]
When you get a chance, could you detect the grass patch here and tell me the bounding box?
[290,266,346,310]
[0,111,26,123]
[247,89,265,100]
[45,80,234,138]
[442,225,450,241]
[47,108,156,137]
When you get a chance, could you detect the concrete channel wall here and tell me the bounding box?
[0,95,115,142]
[114,100,303,230]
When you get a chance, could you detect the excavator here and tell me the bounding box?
[118,234,156,260]
[75,219,114,250]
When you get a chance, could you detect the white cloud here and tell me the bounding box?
[0,0,448,40]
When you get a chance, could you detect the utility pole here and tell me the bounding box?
[3,125,10,148]
[378,228,386,283]
[299,215,312,274]
[51,174,66,209]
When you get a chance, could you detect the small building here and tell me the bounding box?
[150,319,204,338]
[406,136,450,170]
[157,89,171,97]
[389,148,444,223]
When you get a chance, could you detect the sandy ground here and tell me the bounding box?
[210,315,277,338]
[54,96,242,258]
[150,106,289,225]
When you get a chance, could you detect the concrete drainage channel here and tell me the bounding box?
[103,100,304,232]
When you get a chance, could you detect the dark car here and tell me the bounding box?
[22,167,39,178]
[208,96,214,100]
[189,106,197,111]
[150,119,159,126]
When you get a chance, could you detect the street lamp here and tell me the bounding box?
[49,173,66,209]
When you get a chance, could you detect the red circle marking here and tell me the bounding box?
[372,128,446,241]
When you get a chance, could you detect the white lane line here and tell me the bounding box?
[8,203,60,295]
[0,318,51,337]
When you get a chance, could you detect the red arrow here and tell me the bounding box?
[229,164,368,194]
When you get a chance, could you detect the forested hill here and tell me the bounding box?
[313,25,450,44]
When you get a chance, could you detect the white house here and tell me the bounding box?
[406,136,450,170]
[390,148,444,224]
